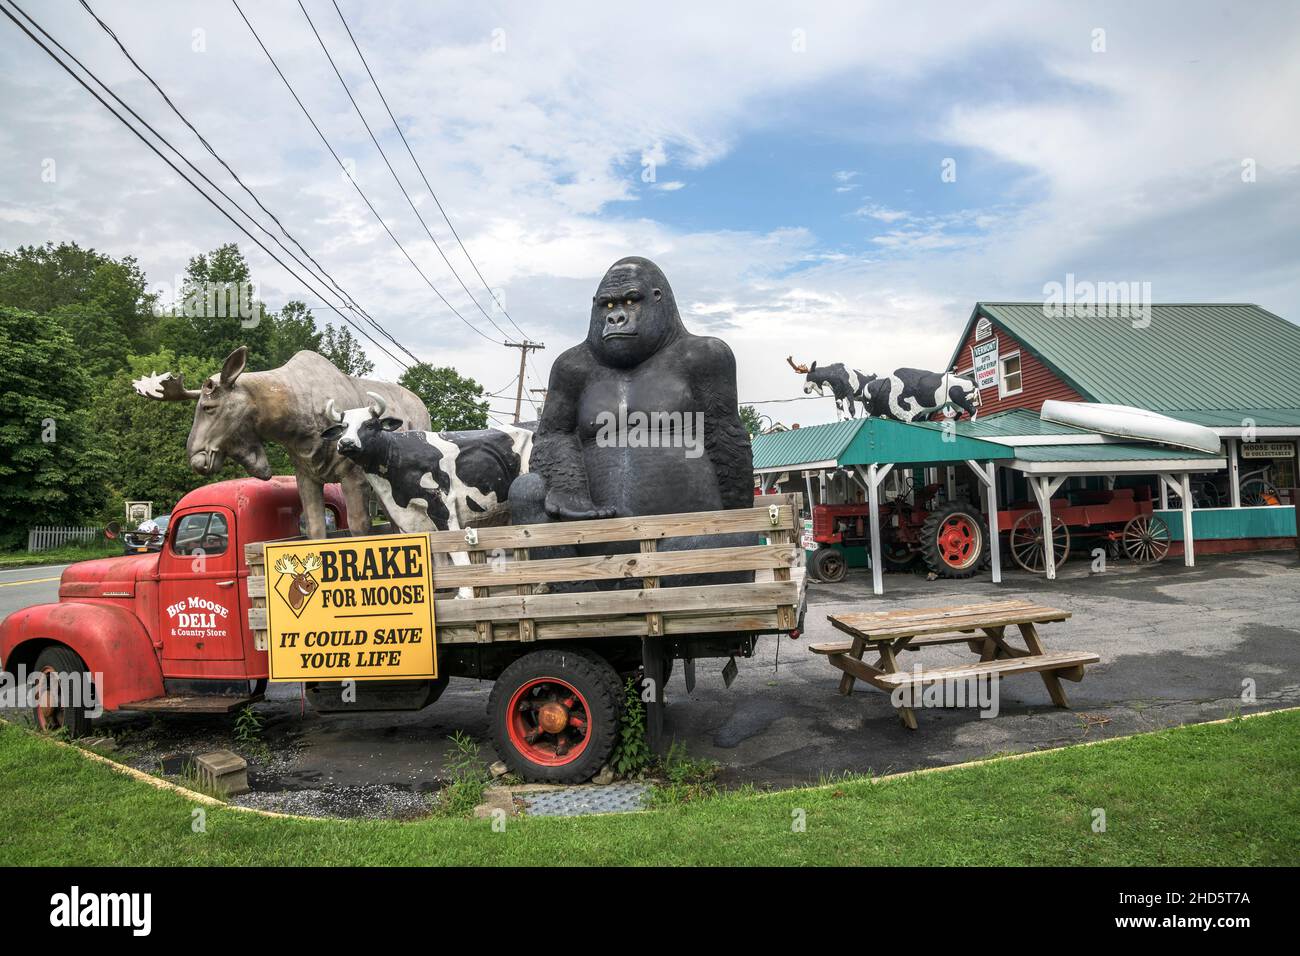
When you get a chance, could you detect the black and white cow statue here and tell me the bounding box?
[321,392,535,596]
[862,368,979,422]
[786,356,875,419]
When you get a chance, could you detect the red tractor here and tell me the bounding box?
[806,482,990,583]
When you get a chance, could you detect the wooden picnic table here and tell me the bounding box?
[810,599,1098,729]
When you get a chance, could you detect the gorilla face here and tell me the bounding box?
[587,257,684,368]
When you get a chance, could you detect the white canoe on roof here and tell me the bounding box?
[1040,401,1222,455]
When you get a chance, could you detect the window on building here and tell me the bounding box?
[1000,352,1023,397]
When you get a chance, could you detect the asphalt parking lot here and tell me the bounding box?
[4,550,1299,809]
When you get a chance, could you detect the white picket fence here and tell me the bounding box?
[27,525,101,553]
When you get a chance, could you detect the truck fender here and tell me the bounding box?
[0,602,163,711]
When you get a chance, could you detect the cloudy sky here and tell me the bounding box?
[2,0,1298,425]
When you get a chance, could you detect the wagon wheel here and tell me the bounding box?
[1240,478,1281,507]
[1009,512,1070,573]
[1122,514,1171,563]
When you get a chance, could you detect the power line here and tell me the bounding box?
[0,0,411,371]
[73,0,420,367]
[298,0,514,343]
[329,0,532,342]
[230,0,504,346]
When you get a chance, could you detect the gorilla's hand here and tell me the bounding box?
[545,490,618,521]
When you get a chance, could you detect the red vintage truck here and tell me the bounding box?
[1,476,805,782]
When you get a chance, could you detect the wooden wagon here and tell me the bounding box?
[999,486,1171,573]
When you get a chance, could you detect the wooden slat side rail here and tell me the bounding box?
[871,650,1100,688]
[243,496,802,566]
[640,539,663,637]
[421,497,800,554]
[515,547,535,642]
[248,580,799,634]
[434,609,785,645]
[433,542,801,589]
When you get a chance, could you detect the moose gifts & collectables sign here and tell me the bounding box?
[262,533,437,681]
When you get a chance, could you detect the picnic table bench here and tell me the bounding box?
[810,599,1098,729]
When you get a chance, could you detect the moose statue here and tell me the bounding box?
[787,355,979,422]
[132,346,431,539]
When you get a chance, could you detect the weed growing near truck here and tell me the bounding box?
[429,731,491,819]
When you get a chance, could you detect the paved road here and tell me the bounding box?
[0,564,66,618]
[5,551,1299,797]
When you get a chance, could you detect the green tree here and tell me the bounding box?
[269,300,322,366]
[0,242,157,379]
[739,404,763,437]
[319,323,374,377]
[156,243,275,367]
[398,363,488,430]
[89,349,251,521]
[0,307,111,549]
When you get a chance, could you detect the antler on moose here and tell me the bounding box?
[132,370,201,402]
[300,553,322,573]
[786,356,810,374]
[273,555,301,576]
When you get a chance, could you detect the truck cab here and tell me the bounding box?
[0,476,347,732]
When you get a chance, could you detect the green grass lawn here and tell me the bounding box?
[1,712,1297,866]
[0,540,119,569]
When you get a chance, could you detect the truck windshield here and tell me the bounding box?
[171,512,230,556]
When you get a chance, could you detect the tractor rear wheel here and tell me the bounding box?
[920,502,989,579]
[810,547,847,583]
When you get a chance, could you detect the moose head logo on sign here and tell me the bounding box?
[273,553,321,616]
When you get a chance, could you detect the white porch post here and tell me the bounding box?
[1159,478,1169,510]
[859,464,893,596]
[1228,438,1242,508]
[1180,473,1196,567]
[1028,475,1068,580]
[945,466,957,503]
[804,472,815,508]
[967,459,1002,585]
[985,463,1001,584]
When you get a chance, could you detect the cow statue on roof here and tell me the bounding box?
[786,356,875,419]
[788,355,978,422]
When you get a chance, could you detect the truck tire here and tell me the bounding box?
[30,645,93,738]
[489,648,622,784]
[920,501,990,579]
[809,547,847,583]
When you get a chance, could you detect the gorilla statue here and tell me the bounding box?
[509,257,754,570]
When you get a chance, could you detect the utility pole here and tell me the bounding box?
[505,341,544,422]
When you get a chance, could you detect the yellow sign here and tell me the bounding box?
[262,533,437,682]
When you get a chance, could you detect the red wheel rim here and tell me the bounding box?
[937,515,980,569]
[34,665,60,731]
[506,677,592,767]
